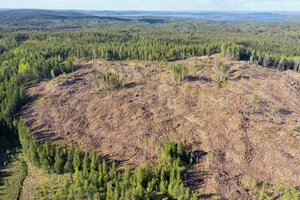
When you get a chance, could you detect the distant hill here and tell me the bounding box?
[0,9,131,21]
[0,9,93,20]
[0,9,133,31]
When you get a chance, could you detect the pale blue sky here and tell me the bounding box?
[1,0,300,11]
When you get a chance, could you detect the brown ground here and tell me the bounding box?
[21,55,300,199]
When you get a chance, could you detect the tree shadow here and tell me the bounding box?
[187,76,200,81]
[231,75,249,81]
[0,120,21,167]
[187,76,212,82]
[24,118,36,127]
[31,124,47,132]
[199,193,218,199]
[0,159,13,199]
[0,170,12,187]
[123,82,137,89]
[183,149,218,198]
[229,69,239,75]
[34,130,57,143]
[101,154,130,168]
[278,108,293,115]
[193,150,207,158]
[15,91,41,120]
[60,77,83,86]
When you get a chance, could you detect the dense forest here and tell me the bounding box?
[0,9,299,199]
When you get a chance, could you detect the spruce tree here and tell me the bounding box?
[64,148,74,173]
[73,147,82,170]
[54,146,65,174]
[82,152,90,177]
[89,150,97,172]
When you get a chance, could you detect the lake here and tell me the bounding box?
[83,11,300,22]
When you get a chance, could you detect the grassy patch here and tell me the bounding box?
[20,158,57,200]
[35,96,44,104]
[191,65,205,72]
[251,91,259,103]
[246,178,299,200]
[0,153,27,200]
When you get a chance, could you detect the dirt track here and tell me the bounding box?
[21,56,300,199]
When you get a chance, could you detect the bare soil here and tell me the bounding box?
[21,55,300,199]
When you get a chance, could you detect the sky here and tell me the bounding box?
[1,0,300,11]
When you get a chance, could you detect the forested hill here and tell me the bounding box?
[0,9,133,31]
[0,9,96,20]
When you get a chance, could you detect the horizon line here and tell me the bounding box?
[1,8,300,13]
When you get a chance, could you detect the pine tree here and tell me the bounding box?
[54,146,65,174]
[73,147,82,170]
[73,168,80,185]
[97,162,103,187]
[109,161,117,180]
[89,150,97,172]
[106,181,114,200]
[93,192,101,200]
[113,183,120,200]
[50,69,55,79]
[29,141,40,167]
[82,152,90,177]
[190,192,198,200]
[64,148,74,173]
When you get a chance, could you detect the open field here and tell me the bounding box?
[20,55,300,198]
[20,159,59,200]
